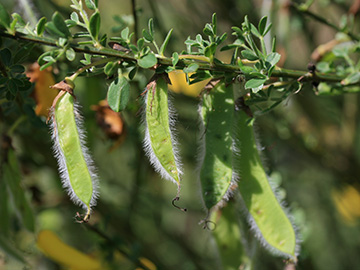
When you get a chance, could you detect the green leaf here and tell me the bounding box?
[107,76,130,112]
[129,44,138,53]
[58,37,67,47]
[129,66,137,80]
[12,44,34,64]
[10,65,25,73]
[203,23,214,36]
[220,44,239,51]
[204,43,217,58]
[148,18,154,37]
[70,12,79,22]
[89,12,101,40]
[258,16,267,36]
[172,52,179,66]
[183,63,199,73]
[137,38,145,50]
[333,47,348,58]
[142,29,153,43]
[66,19,78,28]
[36,17,47,36]
[232,26,244,36]
[138,53,157,68]
[160,28,173,56]
[37,51,51,65]
[104,61,118,76]
[52,12,71,38]
[263,23,272,36]
[40,61,55,71]
[245,78,267,91]
[66,48,76,61]
[241,49,258,61]
[250,23,261,38]
[272,36,276,52]
[45,22,66,38]
[0,3,10,29]
[121,27,129,40]
[341,71,360,85]
[249,72,267,79]
[316,62,330,73]
[216,32,227,45]
[184,39,197,46]
[85,0,96,10]
[12,13,25,26]
[212,13,217,35]
[9,17,18,33]
[266,52,281,67]
[99,33,107,47]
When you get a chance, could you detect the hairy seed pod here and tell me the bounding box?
[143,74,182,191]
[234,97,299,260]
[210,200,249,270]
[198,80,236,211]
[50,88,99,221]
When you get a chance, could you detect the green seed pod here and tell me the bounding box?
[210,200,250,270]
[50,89,99,220]
[143,74,182,190]
[198,80,236,210]
[234,97,299,260]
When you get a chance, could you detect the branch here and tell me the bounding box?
[0,30,348,84]
[131,0,138,41]
[290,2,360,41]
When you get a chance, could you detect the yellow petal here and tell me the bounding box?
[168,71,209,97]
[37,230,102,270]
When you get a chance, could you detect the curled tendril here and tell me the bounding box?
[74,209,91,224]
[198,210,216,231]
[171,196,187,212]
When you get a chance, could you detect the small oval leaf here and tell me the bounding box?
[107,76,130,112]
[245,78,267,90]
[52,12,71,38]
[65,48,76,61]
[142,29,153,43]
[341,71,360,85]
[89,12,101,40]
[85,0,96,10]
[183,63,199,74]
[241,49,258,61]
[138,53,157,69]
[258,16,267,36]
[36,17,47,36]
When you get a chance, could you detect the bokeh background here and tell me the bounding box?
[1,0,360,269]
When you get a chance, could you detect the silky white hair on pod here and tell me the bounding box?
[142,80,182,186]
[49,98,99,211]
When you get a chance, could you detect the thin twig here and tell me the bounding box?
[83,223,153,270]
[290,2,360,41]
[131,0,138,42]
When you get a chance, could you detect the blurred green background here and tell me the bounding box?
[1,0,360,269]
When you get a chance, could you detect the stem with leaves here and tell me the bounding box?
[0,30,347,84]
